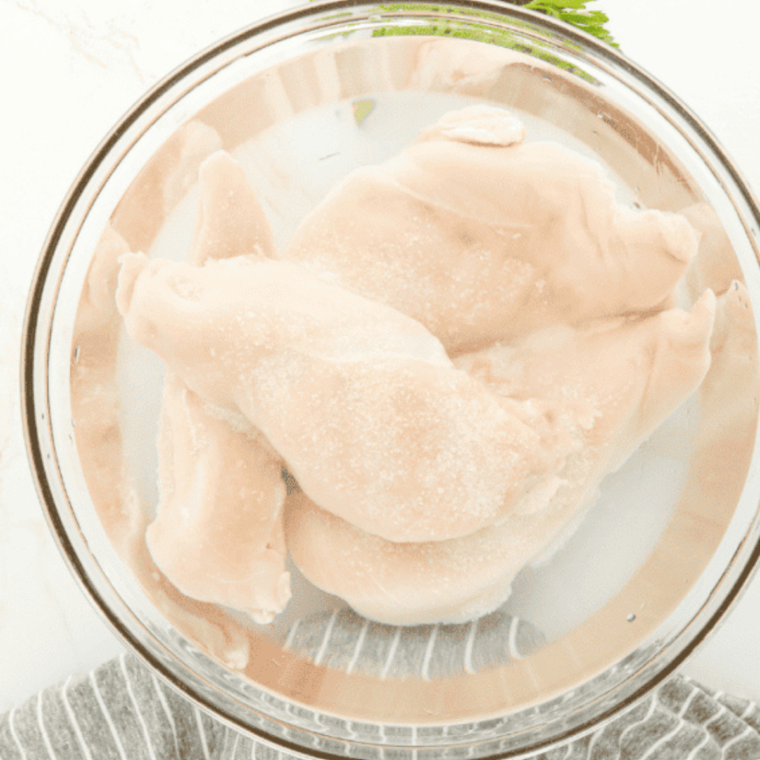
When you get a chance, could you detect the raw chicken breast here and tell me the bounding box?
[286,105,697,353]
[147,375,289,623]
[191,150,276,265]
[681,202,744,301]
[112,120,222,252]
[116,253,571,543]
[145,150,290,623]
[72,224,139,555]
[285,294,715,625]
[696,281,758,462]
[457,289,718,474]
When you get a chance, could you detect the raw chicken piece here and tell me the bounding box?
[285,294,716,625]
[681,202,744,301]
[72,224,140,555]
[112,120,222,252]
[286,105,697,353]
[457,289,718,475]
[117,253,571,543]
[147,375,289,623]
[286,492,520,626]
[191,150,276,265]
[146,150,290,623]
[76,224,129,335]
[693,281,758,468]
[408,38,519,97]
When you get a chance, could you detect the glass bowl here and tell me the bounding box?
[22,1,760,757]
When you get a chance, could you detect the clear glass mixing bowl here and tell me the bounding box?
[22,2,760,757]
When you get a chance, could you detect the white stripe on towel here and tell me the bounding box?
[345,619,368,675]
[721,724,754,754]
[685,731,711,760]
[617,697,658,750]
[193,706,211,760]
[420,625,439,681]
[639,720,687,760]
[380,628,401,680]
[60,677,93,760]
[282,619,300,652]
[507,616,523,660]
[463,619,478,675]
[35,693,58,760]
[149,672,180,759]
[313,609,338,667]
[7,708,27,760]
[88,672,128,760]
[120,654,157,760]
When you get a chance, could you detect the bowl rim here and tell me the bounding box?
[20,1,760,758]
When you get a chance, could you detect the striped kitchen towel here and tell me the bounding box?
[2,610,759,759]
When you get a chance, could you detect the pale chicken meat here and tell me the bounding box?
[72,224,140,556]
[112,120,223,252]
[145,151,290,623]
[147,375,289,623]
[693,281,758,466]
[285,294,716,625]
[286,105,697,353]
[116,252,576,544]
[457,290,717,476]
[191,150,276,265]
[681,202,744,302]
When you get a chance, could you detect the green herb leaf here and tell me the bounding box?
[352,98,376,125]
[524,0,618,46]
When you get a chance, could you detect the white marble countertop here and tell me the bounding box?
[1,0,758,717]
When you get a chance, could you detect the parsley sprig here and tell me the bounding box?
[309,1,617,48]
[523,0,617,46]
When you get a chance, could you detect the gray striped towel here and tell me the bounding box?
[2,610,759,759]
[280,608,544,679]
